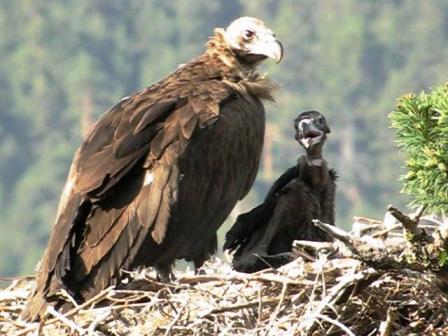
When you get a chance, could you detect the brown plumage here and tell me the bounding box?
[22,17,283,321]
[224,111,336,273]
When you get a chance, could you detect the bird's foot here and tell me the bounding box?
[155,265,175,282]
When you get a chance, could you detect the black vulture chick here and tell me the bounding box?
[224,110,337,273]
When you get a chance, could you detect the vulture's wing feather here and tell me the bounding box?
[69,90,232,294]
[75,98,177,196]
[264,165,299,200]
[41,98,176,277]
[23,73,234,321]
[224,165,299,252]
[224,202,274,252]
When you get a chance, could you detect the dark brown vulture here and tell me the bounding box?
[22,16,283,321]
[224,110,336,273]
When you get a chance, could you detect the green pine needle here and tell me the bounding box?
[389,83,448,215]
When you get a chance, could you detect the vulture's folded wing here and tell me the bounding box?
[224,165,299,252]
[264,165,299,201]
[24,76,233,320]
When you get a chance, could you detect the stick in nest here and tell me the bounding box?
[14,286,114,336]
[163,303,187,336]
[199,298,280,318]
[46,306,87,335]
[379,307,397,336]
[299,269,377,335]
[387,205,431,242]
[314,313,356,336]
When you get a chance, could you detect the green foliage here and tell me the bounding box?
[390,84,448,214]
[438,250,448,268]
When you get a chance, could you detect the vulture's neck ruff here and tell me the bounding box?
[206,28,279,102]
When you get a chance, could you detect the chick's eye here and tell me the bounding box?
[243,30,255,39]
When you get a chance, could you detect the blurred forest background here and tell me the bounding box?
[1,0,448,277]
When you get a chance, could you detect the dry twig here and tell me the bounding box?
[2,212,448,336]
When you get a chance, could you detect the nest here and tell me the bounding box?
[1,208,448,335]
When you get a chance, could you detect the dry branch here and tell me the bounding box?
[1,211,448,335]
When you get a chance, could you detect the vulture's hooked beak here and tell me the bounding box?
[248,33,284,63]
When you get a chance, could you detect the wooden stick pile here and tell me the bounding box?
[1,208,448,335]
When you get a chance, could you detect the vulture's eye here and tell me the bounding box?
[243,30,255,40]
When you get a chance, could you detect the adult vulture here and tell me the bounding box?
[224,111,336,273]
[23,17,283,321]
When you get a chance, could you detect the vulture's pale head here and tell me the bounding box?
[223,17,283,65]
